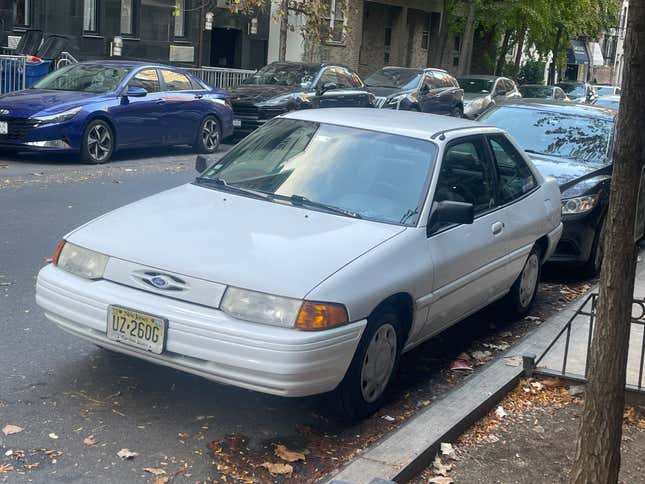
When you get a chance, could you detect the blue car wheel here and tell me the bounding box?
[194,115,220,154]
[81,119,114,164]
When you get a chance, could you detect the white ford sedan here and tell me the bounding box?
[36,109,562,418]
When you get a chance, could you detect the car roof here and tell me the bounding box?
[457,74,500,80]
[493,99,617,119]
[520,84,553,88]
[77,60,177,69]
[379,66,448,74]
[282,108,495,141]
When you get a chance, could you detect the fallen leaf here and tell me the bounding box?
[48,433,59,440]
[470,350,492,363]
[2,425,23,436]
[541,378,562,388]
[440,442,457,460]
[83,436,96,446]
[449,359,472,371]
[432,456,453,476]
[116,448,138,459]
[495,406,507,418]
[428,477,454,484]
[24,462,39,470]
[381,415,395,422]
[143,467,166,476]
[261,462,293,476]
[525,316,541,322]
[0,464,14,473]
[483,342,510,351]
[177,432,190,438]
[152,477,170,484]
[274,444,305,463]
[530,381,544,391]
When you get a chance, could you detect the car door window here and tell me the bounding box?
[161,69,193,91]
[128,69,160,93]
[488,134,537,204]
[318,68,337,87]
[435,138,496,216]
[334,68,355,89]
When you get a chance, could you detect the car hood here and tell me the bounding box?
[0,89,102,117]
[527,153,606,186]
[66,183,406,299]
[227,84,303,105]
[463,92,490,102]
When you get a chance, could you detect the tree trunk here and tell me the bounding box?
[495,29,513,75]
[569,3,645,483]
[433,0,451,68]
[456,1,476,76]
[513,19,527,78]
[548,26,563,85]
[278,0,289,61]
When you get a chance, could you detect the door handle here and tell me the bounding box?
[194,94,203,99]
[156,99,166,104]
[491,221,505,235]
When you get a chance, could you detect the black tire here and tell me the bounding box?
[194,115,221,154]
[505,246,541,318]
[336,308,402,420]
[81,119,114,164]
[582,219,605,277]
[451,105,464,118]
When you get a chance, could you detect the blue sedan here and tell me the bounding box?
[0,61,233,163]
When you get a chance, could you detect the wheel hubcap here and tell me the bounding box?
[87,124,111,162]
[360,323,397,403]
[202,119,219,151]
[519,254,539,308]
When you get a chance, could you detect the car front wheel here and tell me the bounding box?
[452,105,463,118]
[81,120,114,164]
[505,246,541,318]
[194,115,220,154]
[337,308,401,420]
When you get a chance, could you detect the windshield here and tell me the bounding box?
[519,86,554,98]
[557,83,586,97]
[33,64,131,93]
[479,106,613,163]
[243,64,318,87]
[198,119,435,225]
[458,78,494,94]
[364,69,422,89]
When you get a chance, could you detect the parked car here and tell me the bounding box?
[364,66,464,117]
[36,108,562,418]
[556,81,597,103]
[593,95,620,110]
[593,84,621,96]
[457,75,521,118]
[0,61,232,163]
[478,100,617,275]
[227,62,374,136]
[518,84,569,101]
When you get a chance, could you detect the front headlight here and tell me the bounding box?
[220,287,348,330]
[258,93,310,107]
[561,195,599,215]
[54,241,108,280]
[32,106,82,124]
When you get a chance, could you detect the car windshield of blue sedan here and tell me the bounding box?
[199,119,435,225]
[364,68,421,89]
[243,64,318,87]
[480,106,613,163]
[33,64,131,93]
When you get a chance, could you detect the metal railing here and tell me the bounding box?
[184,66,256,90]
[526,293,645,394]
[0,55,26,94]
[55,51,78,69]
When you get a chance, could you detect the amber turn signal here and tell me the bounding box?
[52,239,66,265]
[295,301,348,331]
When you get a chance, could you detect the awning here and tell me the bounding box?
[566,39,589,65]
[587,42,604,66]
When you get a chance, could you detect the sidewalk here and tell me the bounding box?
[329,262,645,484]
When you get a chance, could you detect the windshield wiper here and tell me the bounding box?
[286,194,362,219]
[194,177,273,200]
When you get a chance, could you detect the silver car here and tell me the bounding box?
[36,109,562,419]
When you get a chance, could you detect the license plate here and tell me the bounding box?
[233,119,242,128]
[0,122,7,135]
[107,306,166,354]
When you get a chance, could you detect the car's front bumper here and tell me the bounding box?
[36,264,366,397]
[0,117,82,151]
[549,209,602,264]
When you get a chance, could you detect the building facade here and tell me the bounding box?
[0,0,269,69]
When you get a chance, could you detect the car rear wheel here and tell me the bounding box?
[336,308,401,420]
[194,115,220,154]
[505,246,541,318]
[81,120,114,164]
[451,105,463,118]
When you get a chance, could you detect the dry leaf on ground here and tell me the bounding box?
[440,442,457,460]
[261,462,293,476]
[2,425,23,436]
[152,477,170,484]
[143,467,166,476]
[428,477,454,484]
[274,444,306,463]
[432,456,453,476]
[495,406,507,419]
[177,432,190,438]
[116,448,139,459]
[48,433,59,439]
[83,436,96,446]
[0,464,14,473]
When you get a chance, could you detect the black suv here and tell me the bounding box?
[227,62,374,136]
[364,67,464,117]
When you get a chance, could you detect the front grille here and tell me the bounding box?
[232,104,259,117]
[374,96,388,108]
[0,117,39,141]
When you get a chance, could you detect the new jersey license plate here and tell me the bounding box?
[107,306,166,354]
[233,119,242,127]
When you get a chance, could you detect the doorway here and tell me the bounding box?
[210,28,241,68]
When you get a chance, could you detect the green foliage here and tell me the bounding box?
[518,60,546,84]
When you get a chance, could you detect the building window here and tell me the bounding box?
[83,0,99,33]
[174,0,186,38]
[323,0,345,43]
[121,0,137,35]
[421,14,430,50]
[14,0,31,27]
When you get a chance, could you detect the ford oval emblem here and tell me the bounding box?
[150,276,169,289]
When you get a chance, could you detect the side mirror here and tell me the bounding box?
[319,82,338,94]
[427,201,474,235]
[420,84,430,95]
[125,86,148,98]
[195,155,208,173]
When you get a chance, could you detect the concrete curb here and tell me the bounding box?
[327,299,584,484]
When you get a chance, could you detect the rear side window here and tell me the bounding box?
[161,69,193,91]
[488,134,537,204]
[129,69,160,93]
